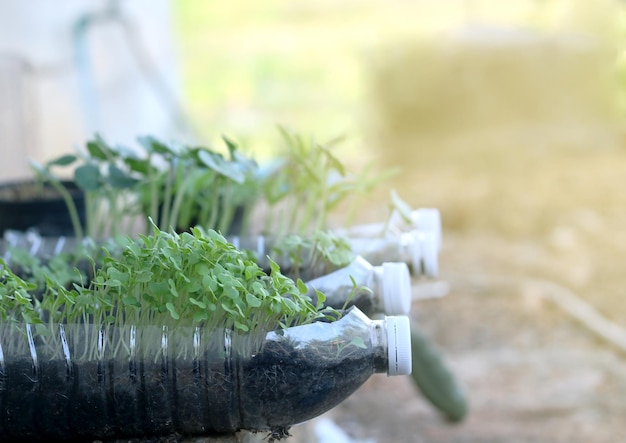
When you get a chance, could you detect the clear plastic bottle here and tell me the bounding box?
[348,230,439,278]
[0,308,411,440]
[304,256,412,315]
[229,227,438,279]
[336,208,442,246]
[334,208,441,277]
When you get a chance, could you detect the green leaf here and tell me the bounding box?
[319,143,346,176]
[166,302,180,320]
[74,164,101,190]
[137,135,173,155]
[189,297,206,309]
[125,157,151,174]
[86,139,109,160]
[314,289,326,310]
[234,320,249,332]
[296,279,308,295]
[267,257,281,275]
[390,190,413,224]
[202,274,217,292]
[245,292,262,308]
[122,296,141,308]
[197,149,245,183]
[107,267,129,283]
[221,301,238,316]
[223,284,238,299]
[134,270,153,283]
[168,279,179,297]
[108,164,139,189]
[48,154,77,167]
[193,311,209,322]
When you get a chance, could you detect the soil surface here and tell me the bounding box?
[288,232,626,443]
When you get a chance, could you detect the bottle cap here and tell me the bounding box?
[385,315,412,376]
[413,208,442,250]
[406,230,439,278]
[407,231,423,275]
[381,262,412,315]
[422,231,439,278]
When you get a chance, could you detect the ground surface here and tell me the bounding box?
[294,232,626,443]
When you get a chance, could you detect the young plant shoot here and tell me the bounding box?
[22,225,333,342]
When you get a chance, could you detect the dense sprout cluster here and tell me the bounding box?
[1,226,334,338]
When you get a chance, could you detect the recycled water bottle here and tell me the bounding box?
[335,208,441,277]
[348,229,439,278]
[0,309,411,441]
[229,226,438,279]
[336,208,442,244]
[304,256,412,315]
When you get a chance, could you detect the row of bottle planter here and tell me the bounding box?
[0,212,448,440]
[1,227,440,281]
[0,233,421,441]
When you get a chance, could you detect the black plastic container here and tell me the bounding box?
[0,308,411,441]
[0,180,85,236]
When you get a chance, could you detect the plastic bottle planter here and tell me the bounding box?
[334,208,441,278]
[348,230,439,278]
[229,230,438,279]
[305,256,412,315]
[336,208,442,246]
[0,308,411,441]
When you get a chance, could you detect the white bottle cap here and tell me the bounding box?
[407,231,423,275]
[385,315,412,376]
[381,262,412,315]
[422,231,439,278]
[413,208,442,251]
[406,230,439,278]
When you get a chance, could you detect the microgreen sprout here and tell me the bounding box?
[0,259,41,326]
[37,134,260,238]
[269,230,354,280]
[24,224,332,336]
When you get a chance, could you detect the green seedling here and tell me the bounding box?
[2,224,338,360]
[36,133,260,239]
[261,127,391,237]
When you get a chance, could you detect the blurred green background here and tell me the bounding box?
[172,0,625,158]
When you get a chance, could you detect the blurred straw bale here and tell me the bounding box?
[362,25,624,237]
[366,25,619,143]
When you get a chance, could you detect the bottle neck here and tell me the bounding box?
[371,266,385,312]
[370,318,389,374]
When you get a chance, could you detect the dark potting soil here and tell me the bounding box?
[238,335,378,431]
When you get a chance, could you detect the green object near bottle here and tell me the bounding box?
[410,323,469,422]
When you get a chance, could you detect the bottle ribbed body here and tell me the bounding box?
[0,308,390,441]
